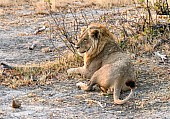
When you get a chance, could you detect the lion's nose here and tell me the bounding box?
[75,45,80,49]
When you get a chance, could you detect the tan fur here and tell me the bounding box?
[67,23,136,104]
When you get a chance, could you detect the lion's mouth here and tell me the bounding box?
[78,47,91,54]
[78,50,86,54]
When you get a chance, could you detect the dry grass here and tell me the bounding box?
[91,0,138,7]
[0,0,141,15]
[0,8,4,15]
[0,0,49,14]
[48,0,139,9]
[0,0,28,6]
[0,0,13,6]
[146,0,170,6]
[0,52,83,89]
[0,0,139,9]
[32,0,49,14]
[0,0,169,89]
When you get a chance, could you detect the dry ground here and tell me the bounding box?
[0,1,170,119]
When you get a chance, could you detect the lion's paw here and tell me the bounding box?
[67,68,77,74]
[76,82,87,89]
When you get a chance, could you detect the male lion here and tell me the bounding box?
[67,23,136,104]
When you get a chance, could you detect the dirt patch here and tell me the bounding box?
[0,71,170,118]
[0,2,170,119]
[0,4,65,65]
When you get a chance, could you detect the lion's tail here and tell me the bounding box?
[114,80,136,105]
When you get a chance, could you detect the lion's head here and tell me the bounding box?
[75,23,114,57]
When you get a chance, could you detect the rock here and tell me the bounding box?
[12,98,21,108]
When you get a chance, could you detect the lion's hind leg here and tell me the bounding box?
[100,87,108,93]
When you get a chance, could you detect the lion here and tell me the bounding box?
[67,23,136,104]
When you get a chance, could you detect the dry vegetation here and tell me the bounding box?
[0,0,139,9]
[0,52,83,88]
[0,0,169,88]
[0,0,169,118]
[0,0,28,6]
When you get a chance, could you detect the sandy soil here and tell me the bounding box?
[0,2,170,119]
[0,71,170,119]
[0,4,65,65]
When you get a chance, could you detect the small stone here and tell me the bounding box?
[29,43,36,50]
[12,98,21,108]
[41,47,52,53]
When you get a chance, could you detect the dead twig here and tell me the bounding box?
[85,99,104,108]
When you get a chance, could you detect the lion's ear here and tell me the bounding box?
[89,29,100,39]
